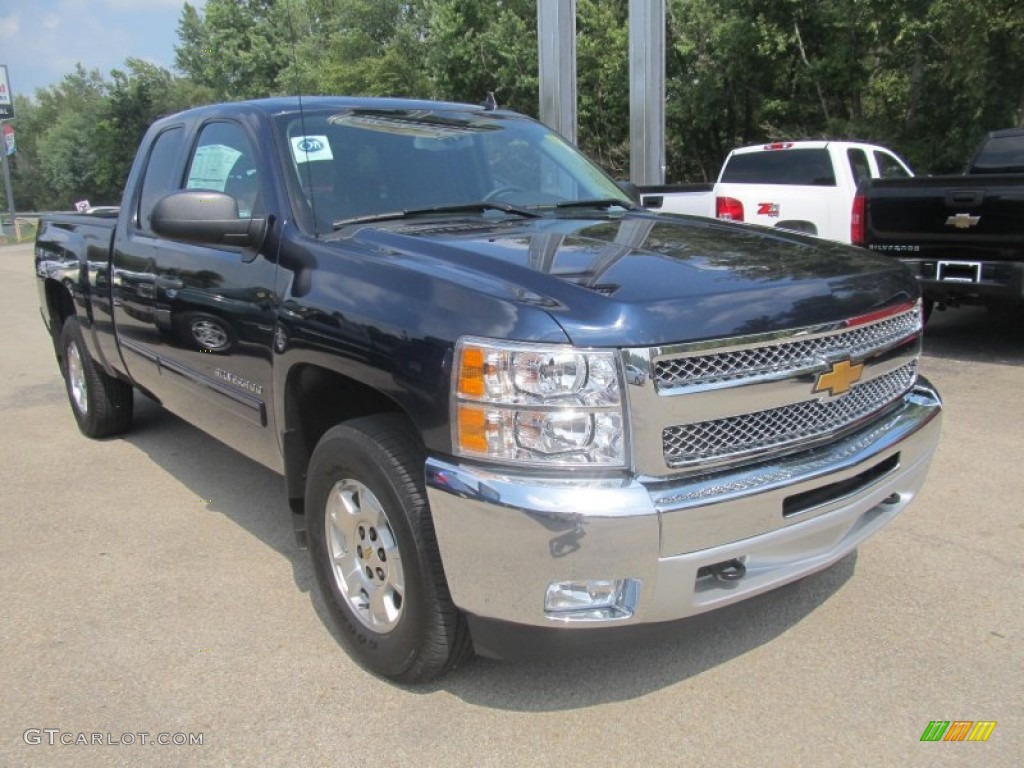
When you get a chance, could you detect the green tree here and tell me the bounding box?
[28,66,110,208]
[280,0,433,96]
[7,95,52,210]
[175,0,290,100]
[576,0,630,176]
[423,0,538,113]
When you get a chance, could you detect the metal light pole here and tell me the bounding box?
[537,0,577,144]
[628,0,666,185]
[538,2,666,186]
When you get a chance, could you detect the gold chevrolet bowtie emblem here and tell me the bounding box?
[945,213,981,229]
[814,359,864,397]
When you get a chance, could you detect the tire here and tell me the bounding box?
[306,414,471,682]
[59,317,134,438]
[178,312,235,352]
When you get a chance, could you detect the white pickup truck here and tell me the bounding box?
[641,141,913,244]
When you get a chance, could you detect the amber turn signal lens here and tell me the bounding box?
[456,405,488,454]
[458,346,486,398]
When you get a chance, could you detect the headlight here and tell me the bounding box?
[453,338,627,467]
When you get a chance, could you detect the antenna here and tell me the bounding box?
[284,6,319,237]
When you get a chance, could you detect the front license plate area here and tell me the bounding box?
[937,260,982,283]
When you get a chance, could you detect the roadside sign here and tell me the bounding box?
[0,66,14,120]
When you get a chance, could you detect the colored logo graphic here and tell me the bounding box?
[813,358,864,397]
[920,721,996,742]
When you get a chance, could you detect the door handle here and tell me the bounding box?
[945,189,985,208]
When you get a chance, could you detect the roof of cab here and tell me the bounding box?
[159,96,487,124]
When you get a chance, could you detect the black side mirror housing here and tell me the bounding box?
[151,190,267,249]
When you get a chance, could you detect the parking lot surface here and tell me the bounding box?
[1,242,1020,766]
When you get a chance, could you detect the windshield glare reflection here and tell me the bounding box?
[275,109,631,233]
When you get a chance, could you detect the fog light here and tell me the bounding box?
[544,578,640,621]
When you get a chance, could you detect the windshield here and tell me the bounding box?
[273,107,631,233]
[970,133,1024,174]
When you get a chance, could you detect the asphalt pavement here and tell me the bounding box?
[1,242,1020,766]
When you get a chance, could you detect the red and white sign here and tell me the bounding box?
[0,65,14,120]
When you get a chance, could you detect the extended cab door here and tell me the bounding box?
[112,118,283,471]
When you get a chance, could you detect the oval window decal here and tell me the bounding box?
[290,135,333,163]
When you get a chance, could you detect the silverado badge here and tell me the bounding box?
[945,213,981,229]
[814,359,864,397]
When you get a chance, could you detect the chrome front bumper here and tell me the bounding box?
[425,378,941,629]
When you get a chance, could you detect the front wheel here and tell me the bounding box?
[306,414,470,682]
[59,317,134,438]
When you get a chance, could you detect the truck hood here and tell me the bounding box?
[341,212,918,347]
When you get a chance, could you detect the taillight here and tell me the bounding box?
[851,193,866,246]
[763,142,794,151]
[716,196,744,222]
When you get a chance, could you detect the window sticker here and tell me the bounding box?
[291,135,333,163]
[187,144,243,191]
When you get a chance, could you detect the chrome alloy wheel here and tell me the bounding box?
[190,319,229,350]
[325,479,405,633]
[66,341,88,413]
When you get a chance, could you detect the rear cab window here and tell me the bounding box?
[720,149,836,186]
[136,127,185,235]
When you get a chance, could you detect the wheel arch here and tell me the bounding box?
[281,362,420,546]
[775,220,818,236]
[43,277,77,348]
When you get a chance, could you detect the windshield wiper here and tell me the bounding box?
[333,201,540,229]
[553,198,639,211]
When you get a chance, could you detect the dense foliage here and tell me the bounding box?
[7,0,1024,209]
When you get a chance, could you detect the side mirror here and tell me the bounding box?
[151,190,267,249]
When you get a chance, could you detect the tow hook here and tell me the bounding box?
[708,558,746,582]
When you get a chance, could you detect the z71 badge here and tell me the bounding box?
[757,202,781,218]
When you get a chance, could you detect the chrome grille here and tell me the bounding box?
[662,362,917,466]
[655,309,920,389]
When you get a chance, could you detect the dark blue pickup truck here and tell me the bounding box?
[35,97,942,681]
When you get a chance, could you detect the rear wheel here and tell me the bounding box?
[59,317,134,438]
[306,414,470,682]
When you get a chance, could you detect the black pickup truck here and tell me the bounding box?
[853,128,1024,317]
[36,97,942,682]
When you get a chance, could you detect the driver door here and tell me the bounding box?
[112,118,283,470]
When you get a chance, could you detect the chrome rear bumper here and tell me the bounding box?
[426,378,941,628]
